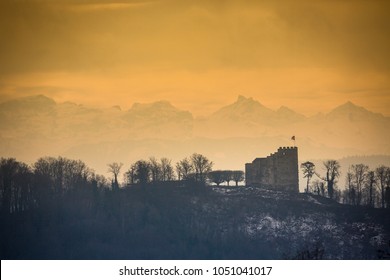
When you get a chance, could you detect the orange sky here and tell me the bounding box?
[1,0,390,116]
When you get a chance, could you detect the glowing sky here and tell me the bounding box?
[1,0,390,116]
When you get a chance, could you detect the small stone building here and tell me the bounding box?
[245,147,299,192]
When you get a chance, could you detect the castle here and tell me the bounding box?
[245,147,299,192]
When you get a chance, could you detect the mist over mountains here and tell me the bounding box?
[1,94,389,184]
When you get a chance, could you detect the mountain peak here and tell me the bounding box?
[338,101,359,110]
[327,101,384,121]
[345,100,354,106]
[210,95,274,122]
[235,95,258,105]
[237,95,246,102]
[236,95,254,102]
[330,101,368,114]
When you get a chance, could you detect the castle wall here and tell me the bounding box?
[245,147,299,192]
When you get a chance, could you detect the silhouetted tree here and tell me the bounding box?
[345,169,355,205]
[375,166,389,208]
[311,180,323,196]
[160,158,175,181]
[323,160,340,200]
[190,153,213,183]
[232,170,245,187]
[208,171,225,186]
[149,157,162,182]
[66,159,92,190]
[33,157,59,194]
[0,158,30,214]
[134,160,150,185]
[385,168,390,208]
[34,156,92,197]
[385,186,390,208]
[175,157,194,181]
[221,170,233,186]
[0,158,17,214]
[124,163,137,185]
[333,185,342,203]
[91,173,109,189]
[301,161,315,193]
[107,162,123,190]
[350,164,369,206]
[364,171,376,207]
[13,162,33,212]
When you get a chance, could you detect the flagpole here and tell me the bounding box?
[291,136,296,147]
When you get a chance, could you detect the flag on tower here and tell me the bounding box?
[291,135,295,141]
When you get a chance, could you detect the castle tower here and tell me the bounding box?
[273,147,299,192]
[245,147,299,193]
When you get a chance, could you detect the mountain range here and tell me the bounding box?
[0,94,389,184]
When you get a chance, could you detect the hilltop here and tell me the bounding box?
[1,185,389,259]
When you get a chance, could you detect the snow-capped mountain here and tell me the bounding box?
[122,100,193,138]
[0,94,389,176]
[324,101,388,122]
[210,95,275,122]
[207,95,305,125]
[194,95,307,138]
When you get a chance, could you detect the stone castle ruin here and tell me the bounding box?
[245,147,299,192]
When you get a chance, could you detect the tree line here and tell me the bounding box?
[2,154,390,215]
[122,153,212,186]
[0,156,106,215]
[301,160,390,208]
[0,153,246,215]
[1,155,389,259]
[121,154,244,187]
[0,154,250,259]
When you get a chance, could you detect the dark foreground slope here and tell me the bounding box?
[1,185,389,259]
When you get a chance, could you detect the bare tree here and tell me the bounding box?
[375,166,388,208]
[34,157,92,193]
[386,185,390,208]
[176,158,194,181]
[365,171,376,207]
[13,162,33,212]
[91,174,109,189]
[1,158,22,214]
[301,161,315,193]
[385,168,390,208]
[160,158,175,181]
[312,179,326,197]
[149,157,162,182]
[350,164,369,206]
[232,170,245,187]
[175,162,182,181]
[323,160,340,200]
[124,163,137,186]
[333,186,342,203]
[208,171,225,186]
[134,160,150,185]
[65,159,91,190]
[107,162,123,189]
[191,153,213,183]
[176,157,194,181]
[222,170,233,186]
[345,169,355,205]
